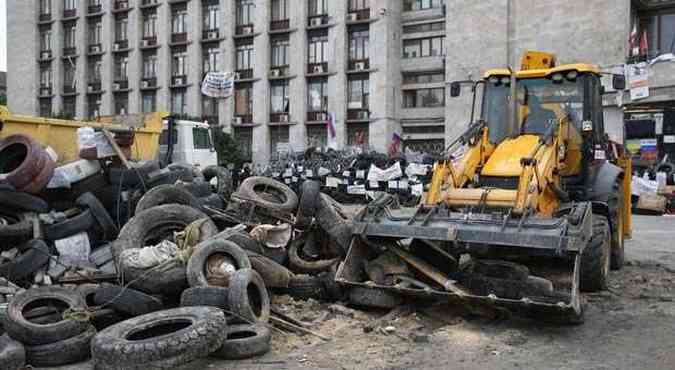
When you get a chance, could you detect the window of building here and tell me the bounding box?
[270,81,289,114]
[236,0,255,26]
[348,0,370,11]
[202,97,218,122]
[114,94,128,115]
[308,78,328,112]
[64,23,76,49]
[203,47,220,75]
[203,4,219,31]
[270,126,290,157]
[403,36,445,58]
[40,29,52,51]
[171,89,187,115]
[88,95,101,118]
[308,30,328,64]
[143,53,158,79]
[143,13,157,38]
[142,92,156,113]
[236,42,254,71]
[234,127,253,160]
[115,17,128,42]
[349,27,369,61]
[172,6,188,34]
[63,96,76,118]
[402,21,445,34]
[347,123,368,148]
[402,71,445,84]
[114,55,129,81]
[403,88,445,108]
[235,84,253,115]
[307,125,327,147]
[39,0,51,15]
[89,21,102,45]
[64,62,76,90]
[88,59,102,82]
[40,99,52,117]
[89,0,101,7]
[271,36,289,68]
[403,0,445,11]
[172,51,187,76]
[638,10,675,56]
[40,66,53,88]
[348,76,369,109]
[64,0,76,11]
[308,0,327,16]
[271,0,289,21]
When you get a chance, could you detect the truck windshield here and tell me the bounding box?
[193,128,212,150]
[482,76,585,143]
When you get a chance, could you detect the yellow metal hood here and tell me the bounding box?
[481,135,540,177]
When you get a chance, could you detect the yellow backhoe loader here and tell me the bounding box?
[338,52,632,323]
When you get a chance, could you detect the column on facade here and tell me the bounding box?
[329,0,347,149]
[251,0,271,164]
[220,0,235,134]
[99,0,113,115]
[51,0,64,115]
[288,0,308,152]
[126,4,140,113]
[187,0,202,117]
[156,1,171,112]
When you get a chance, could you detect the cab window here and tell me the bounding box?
[193,128,212,150]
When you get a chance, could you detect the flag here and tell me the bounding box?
[630,23,638,57]
[327,112,336,138]
[389,131,402,156]
[201,71,235,98]
[640,30,649,57]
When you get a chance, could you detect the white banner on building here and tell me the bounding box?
[201,72,235,98]
[626,64,649,101]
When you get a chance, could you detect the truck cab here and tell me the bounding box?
[158,118,218,168]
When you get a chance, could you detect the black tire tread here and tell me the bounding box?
[580,217,611,292]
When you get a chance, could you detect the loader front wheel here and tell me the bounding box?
[580,216,611,292]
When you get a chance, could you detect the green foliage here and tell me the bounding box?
[212,129,244,167]
[0,95,6,106]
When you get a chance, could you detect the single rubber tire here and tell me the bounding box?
[235,176,298,213]
[314,194,352,253]
[121,264,188,297]
[580,216,611,292]
[180,286,229,309]
[348,286,403,309]
[227,269,271,324]
[0,334,25,370]
[91,306,227,370]
[248,252,293,289]
[609,180,625,270]
[24,325,96,367]
[177,180,213,198]
[44,209,95,241]
[0,239,50,281]
[203,165,234,199]
[295,180,321,229]
[76,192,119,240]
[134,184,201,214]
[288,237,339,274]
[228,233,287,266]
[0,189,49,213]
[285,274,327,301]
[0,213,33,242]
[186,239,252,287]
[211,324,271,360]
[4,286,89,345]
[93,283,164,317]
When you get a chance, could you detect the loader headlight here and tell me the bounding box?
[566,71,578,80]
[552,73,564,83]
[500,77,511,85]
[558,144,567,160]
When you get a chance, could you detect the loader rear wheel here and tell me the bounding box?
[609,180,625,270]
[580,216,610,292]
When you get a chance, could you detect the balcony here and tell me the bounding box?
[63,47,77,56]
[141,0,160,6]
[307,111,328,122]
[235,24,254,36]
[39,50,53,61]
[39,86,53,97]
[63,8,77,19]
[269,66,290,79]
[88,4,102,14]
[347,8,370,22]
[308,15,329,28]
[270,113,290,124]
[141,36,158,47]
[114,1,130,11]
[348,59,370,71]
[347,109,370,121]
[270,19,290,31]
[63,84,77,94]
[202,29,220,41]
[38,13,52,22]
[307,62,328,75]
[88,44,103,54]
[203,115,219,125]
[236,69,253,80]
[113,40,129,51]
[171,32,188,44]
[87,81,102,93]
[171,75,188,86]
[141,77,158,89]
[233,114,253,125]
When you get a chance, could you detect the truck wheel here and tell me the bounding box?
[580,216,611,292]
[609,180,625,270]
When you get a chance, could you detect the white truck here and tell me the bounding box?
[158,117,218,168]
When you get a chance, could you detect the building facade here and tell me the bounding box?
[9,0,675,164]
[7,0,449,164]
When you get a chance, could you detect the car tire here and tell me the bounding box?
[0,334,25,370]
[76,192,119,240]
[180,286,229,309]
[0,189,49,213]
[295,180,321,229]
[186,239,251,287]
[235,176,298,213]
[227,269,270,324]
[348,286,402,309]
[0,240,51,281]
[134,184,201,214]
[93,283,164,317]
[285,274,327,301]
[580,216,611,292]
[203,166,233,199]
[288,237,339,274]
[211,324,271,360]
[44,209,95,241]
[24,325,96,367]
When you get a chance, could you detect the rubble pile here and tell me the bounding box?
[0,133,365,369]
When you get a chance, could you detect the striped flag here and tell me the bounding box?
[327,112,336,138]
[389,131,402,156]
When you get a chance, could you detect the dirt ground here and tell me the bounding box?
[54,215,675,370]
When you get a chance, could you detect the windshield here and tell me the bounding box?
[482,76,585,143]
